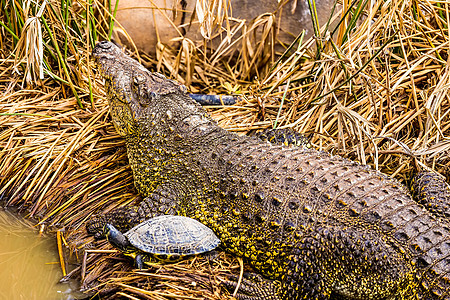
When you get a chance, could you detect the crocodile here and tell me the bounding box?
[88,40,450,299]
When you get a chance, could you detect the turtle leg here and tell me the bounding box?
[135,254,145,270]
[411,171,450,220]
[203,249,219,262]
[86,184,181,238]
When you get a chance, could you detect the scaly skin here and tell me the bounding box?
[88,41,450,300]
[255,128,312,148]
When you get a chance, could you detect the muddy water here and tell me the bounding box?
[0,209,76,299]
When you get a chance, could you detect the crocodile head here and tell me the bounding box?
[92,41,205,139]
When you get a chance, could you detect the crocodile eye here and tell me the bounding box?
[133,74,146,85]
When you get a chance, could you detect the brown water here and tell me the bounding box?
[0,209,77,300]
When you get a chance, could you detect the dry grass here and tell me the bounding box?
[0,0,450,298]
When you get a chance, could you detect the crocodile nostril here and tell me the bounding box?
[97,41,112,49]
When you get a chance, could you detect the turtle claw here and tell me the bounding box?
[135,254,145,270]
[203,249,219,262]
[223,272,282,300]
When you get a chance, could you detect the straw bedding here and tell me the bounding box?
[0,0,449,298]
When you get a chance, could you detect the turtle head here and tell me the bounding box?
[104,223,131,251]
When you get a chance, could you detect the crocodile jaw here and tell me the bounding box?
[92,41,207,139]
[92,41,144,137]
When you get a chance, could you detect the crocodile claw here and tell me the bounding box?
[86,215,107,239]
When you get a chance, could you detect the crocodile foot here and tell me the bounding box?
[86,207,142,239]
[223,272,282,300]
[86,214,107,239]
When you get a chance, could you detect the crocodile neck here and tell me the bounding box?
[124,94,239,197]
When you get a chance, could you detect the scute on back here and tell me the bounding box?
[124,215,220,255]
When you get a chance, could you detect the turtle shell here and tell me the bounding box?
[124,215,220,256]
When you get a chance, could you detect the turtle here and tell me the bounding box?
[104,215,221,269]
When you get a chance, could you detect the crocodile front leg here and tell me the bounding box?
[86,184,180,238]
